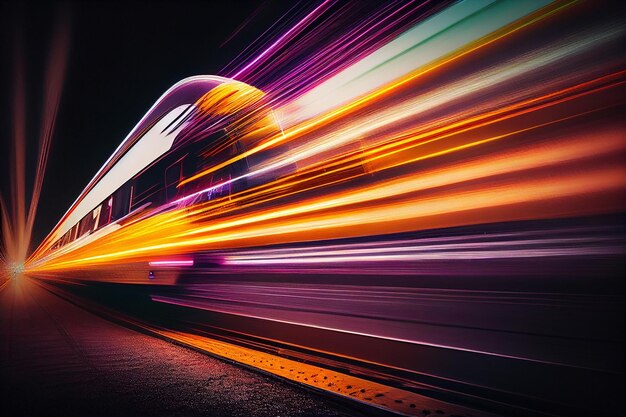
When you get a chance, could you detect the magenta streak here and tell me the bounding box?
[231,0,336,79]
[148,260,194,267]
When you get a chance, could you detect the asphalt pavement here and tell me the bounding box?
[0,277,371,417]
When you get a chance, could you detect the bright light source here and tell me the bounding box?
[9,262,24,279]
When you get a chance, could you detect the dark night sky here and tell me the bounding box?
[0,0,293,251]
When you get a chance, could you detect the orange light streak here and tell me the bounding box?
[27,123,626,272]
[177,1,571,188]
[25,0,626,277]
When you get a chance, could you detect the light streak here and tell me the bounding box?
[1,7,69,275]
[10,4,625,415]
[24,1,626,279]
[177,0,572,188]
[230,0,336,79]
[3,30,27,267]
[281,0,553,124]
[27,126,626,270]
[148,259,194,267]
[224,237,625,265]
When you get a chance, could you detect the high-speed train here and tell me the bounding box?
[30,76,291,283]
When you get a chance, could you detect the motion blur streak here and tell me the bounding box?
[230,0,336,79]
[27,0,626,271]
[19,1,626,415]
[280,0,556,124]
[177,0,565,187]
[26,106,626,269]
[1,31,27,269]
[1,7,69,273]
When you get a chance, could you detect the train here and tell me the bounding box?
[29,76,291,284]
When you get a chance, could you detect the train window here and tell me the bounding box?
[78,215,91,238]
[165,158,184,202]
[70,224,79,242]
[165,162,181,186]
[132,167,160,209]
[111,184,132,222]
[98,197,113,228]
[91,205,102,232]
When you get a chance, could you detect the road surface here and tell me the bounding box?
[0,277,372,417]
